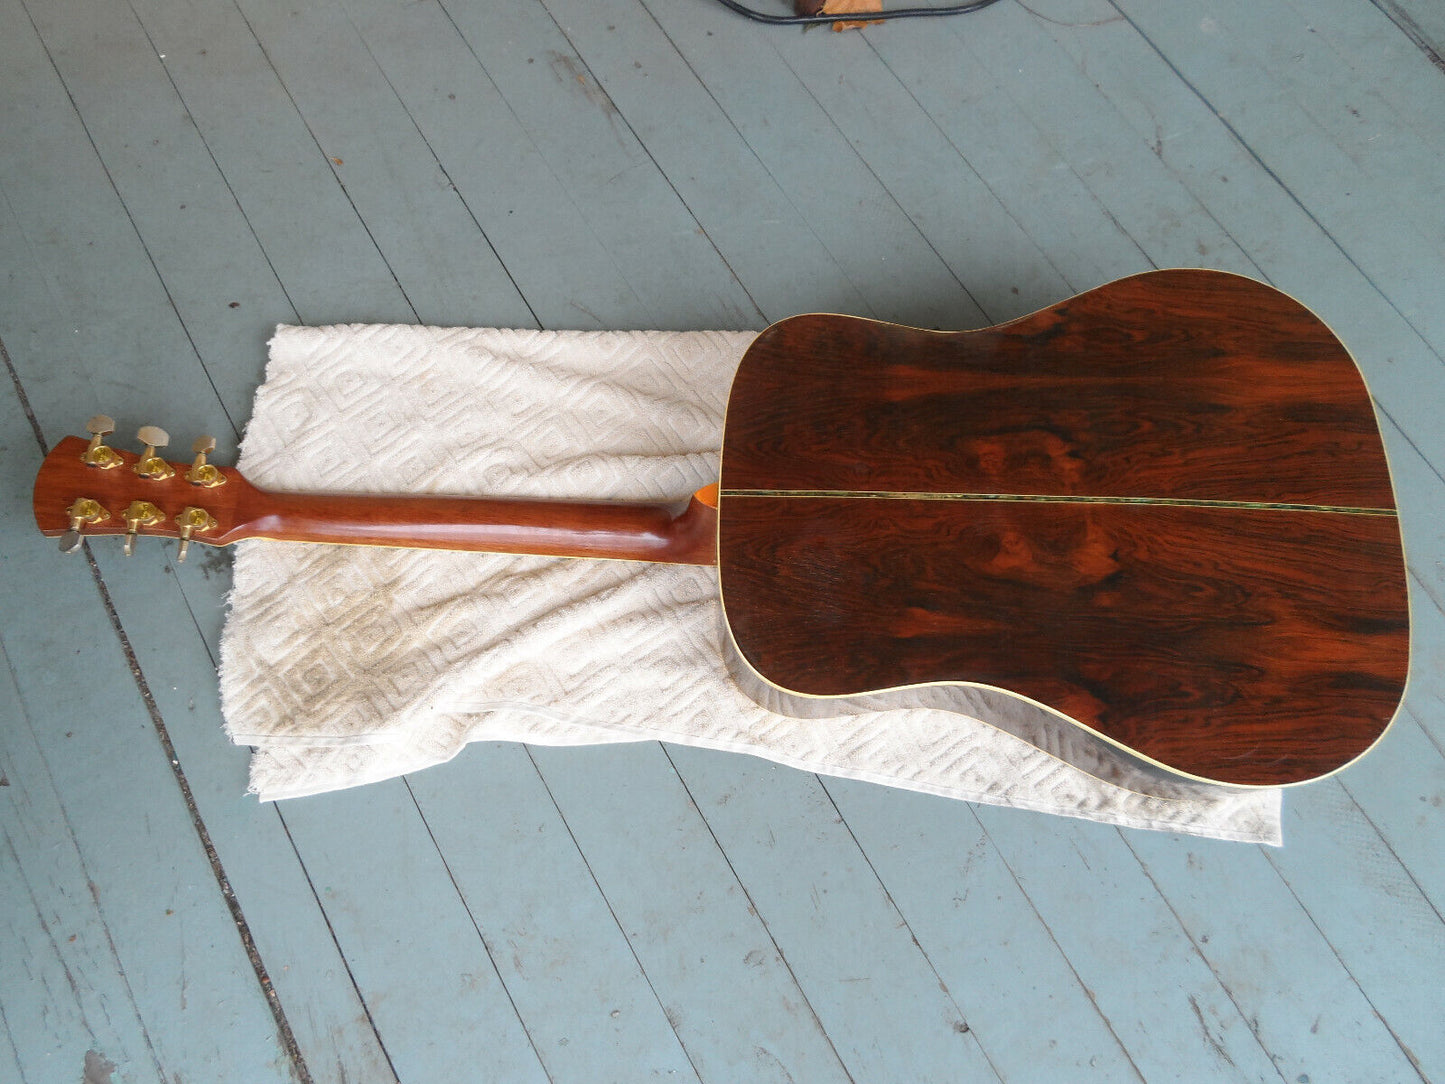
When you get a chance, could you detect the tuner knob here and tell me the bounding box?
[174,506,218,562]
[59,497,109,554]
[134,426,175,480]
[80,415,122,469]
[185,435,226,488]
[122,500,164,557]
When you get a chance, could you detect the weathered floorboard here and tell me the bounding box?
[3,0,1443,1080]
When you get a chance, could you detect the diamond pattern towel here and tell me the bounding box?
[218,324,1282,844]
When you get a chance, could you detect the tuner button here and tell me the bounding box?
[60,498,109,554]
[174,506,218,562]
[122,499,164,556]
[80,415,122,469]
[134,426,175,480]
[185,435,226,487]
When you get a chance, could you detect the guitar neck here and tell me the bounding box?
[32,436,720,565]
[232,487,720,564]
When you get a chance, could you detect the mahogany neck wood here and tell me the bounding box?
[31,436,720,565]
[234,486,720,564]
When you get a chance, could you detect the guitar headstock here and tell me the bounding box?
[33,416,251,560]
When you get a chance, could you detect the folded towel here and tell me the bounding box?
[218,324,1282,844]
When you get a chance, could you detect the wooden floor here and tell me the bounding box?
[3,0,1443,1080]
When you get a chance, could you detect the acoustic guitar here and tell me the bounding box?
[33,269,1409,787]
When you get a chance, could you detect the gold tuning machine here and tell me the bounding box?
[174,506,218,562]
[80,415,123,469]
[134,426,175,479]
[122,500,164,556]
[185,436,226,487]
[59,498,110,554]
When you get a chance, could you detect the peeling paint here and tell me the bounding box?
[82,1050,117,1084]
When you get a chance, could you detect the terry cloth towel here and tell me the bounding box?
[218,324,1283,844]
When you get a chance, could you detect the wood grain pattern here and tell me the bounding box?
[719,270,1409,786]
[723,270,1396,507]
[719,497,1406,786]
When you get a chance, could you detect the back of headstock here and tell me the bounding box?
[34,415,252,560]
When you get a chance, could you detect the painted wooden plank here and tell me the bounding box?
[827,779,1145,1080]
[916,2,1256,277]
[183,0,537,332]
[336,0,760,330]
[1260,6,1445,212]
[0,0,231,436]
[1338,709,1445,915]
[787,756,1285,1084]
[1,18,418,1084]
[746,19,1072,321]
[850,10,1154,294]
[1121,829,1425,1082]
[438,0,866,325]
[529,742,857,1083]
[0,397,294,1082]
[0,1038,24,1084]
[539,0,976,331]
[275,782,553,1083]
[1368,0,1445,61]
[324,0,678,329]
[1109,0,1445,357]
[12,0,290,427]
[407,743,701,1082]
[1206,0,1445,167]
[633,0,1039,322]
[52,0,416,330]
[663,746,1000,1081]
[1265,775,1445,1079]
[0,644,162,1083]
[968,811,1283,1079]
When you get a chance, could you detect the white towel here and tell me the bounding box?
[218,324,1282,844]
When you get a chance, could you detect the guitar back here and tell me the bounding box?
[717,269,1409,786]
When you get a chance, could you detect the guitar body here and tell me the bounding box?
[718,269,1409,786]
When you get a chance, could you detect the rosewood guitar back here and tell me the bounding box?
[717,269,1409,786]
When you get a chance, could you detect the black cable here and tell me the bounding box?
[709,0,1006,24]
